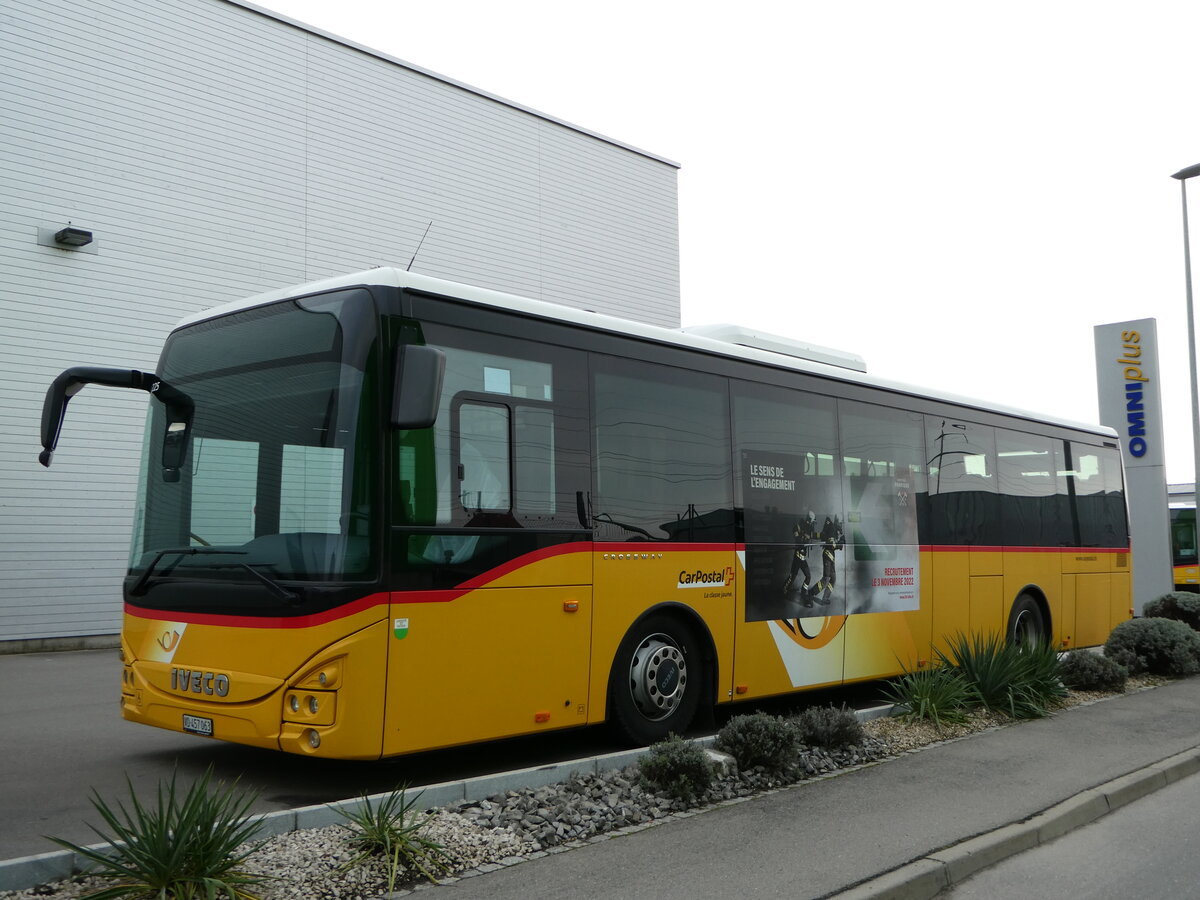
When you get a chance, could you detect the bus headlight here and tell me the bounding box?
[283,690,335,725]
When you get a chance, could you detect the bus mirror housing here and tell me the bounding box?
[40,366,195,482]
[392,345,445,429]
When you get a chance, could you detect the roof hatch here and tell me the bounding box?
[680,323,867,372]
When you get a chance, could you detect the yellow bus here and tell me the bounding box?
[39,269,1132,759]
[1171,506,1198,591]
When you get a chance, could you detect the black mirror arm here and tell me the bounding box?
[39,367,194,480]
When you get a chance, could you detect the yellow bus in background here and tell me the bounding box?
[1171,506,1198,591]
[40,269,1131,759]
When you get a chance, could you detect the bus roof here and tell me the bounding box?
[177,267,1118,442]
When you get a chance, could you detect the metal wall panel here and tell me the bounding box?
[0,0,680,642]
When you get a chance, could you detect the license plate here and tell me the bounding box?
[182,714,213,736]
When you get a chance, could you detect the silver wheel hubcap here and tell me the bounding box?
[628,633,687,721]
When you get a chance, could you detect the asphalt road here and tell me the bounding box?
[0,649,624,860]
[947,768,1200,898]
[0,648,885,862]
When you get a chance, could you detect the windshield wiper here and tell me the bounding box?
[129,547,303,605]
[229,562,302,605]
[129,547,244,597]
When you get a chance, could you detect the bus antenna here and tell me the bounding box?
[407,221,433,272]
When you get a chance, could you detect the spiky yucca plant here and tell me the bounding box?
[882,664,973,727]
[48,767,265,900]
[336,786,452,891]
[937,631,1065,719]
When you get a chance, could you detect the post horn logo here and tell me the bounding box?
[157,629,181,652]
[777,615,846,650]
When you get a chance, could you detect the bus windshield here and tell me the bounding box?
[128,289,380,589]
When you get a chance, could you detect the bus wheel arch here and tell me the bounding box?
[1007,589,1050,646]
[607,605,714,746]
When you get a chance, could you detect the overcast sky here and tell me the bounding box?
[262,0,1200,482]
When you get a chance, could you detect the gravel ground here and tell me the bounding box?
[0,682,1155,900]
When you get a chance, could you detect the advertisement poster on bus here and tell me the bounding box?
[741,451,919,622]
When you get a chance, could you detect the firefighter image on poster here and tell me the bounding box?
[742,449,918,622]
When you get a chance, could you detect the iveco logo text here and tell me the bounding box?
[677,568,734,589]
[170,668,230,697]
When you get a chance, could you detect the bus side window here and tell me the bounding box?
[406,325,590,535]
[838,401,924,557]
[1068,443,1128,548]
[593,357,733,542]
[924,417,999,547]
[515,405,556,517]
[732,379,841,621]
[996,430,1067,548]
[456,401,512,513]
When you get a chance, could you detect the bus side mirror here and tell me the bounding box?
[39,366,194,482]
[392,345,445,429]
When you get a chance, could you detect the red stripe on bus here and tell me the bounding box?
[123,544,596,623]
[455,541,593,591]
[393,542,595,604]
[393,541,734,604]
[920,545,1130,554]
[125,592,390,629]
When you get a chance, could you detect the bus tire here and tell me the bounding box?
[608,613,702,746]
[1007,594,1046,646]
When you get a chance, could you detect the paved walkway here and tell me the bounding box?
[431,678,1200,899]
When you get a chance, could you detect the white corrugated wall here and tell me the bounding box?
[0,0,680,644]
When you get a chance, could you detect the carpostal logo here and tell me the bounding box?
[677,567,735,589]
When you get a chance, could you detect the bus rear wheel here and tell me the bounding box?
[609,614,702,746]
[1007,594,1046,646]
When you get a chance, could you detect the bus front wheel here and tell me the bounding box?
[1007,594,1046,646]
[608,614,702,746]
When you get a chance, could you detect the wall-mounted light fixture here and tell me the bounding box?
[54,225,94,248]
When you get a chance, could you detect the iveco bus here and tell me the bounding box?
[39,269,1132,758]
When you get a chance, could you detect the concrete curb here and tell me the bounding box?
[0,636,120,656]
[832,745,1200,899]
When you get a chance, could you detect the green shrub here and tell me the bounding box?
[1057,649,1127,692]
[638,733,715,803]
[937,631,1065,719]
[1105,617,1200,676]
[1143,591,1200,632]
[714,712,799,774]
[336,786,451,888]
[47,767,265,900]
[792,705,865,749]
[881,665,972,727]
